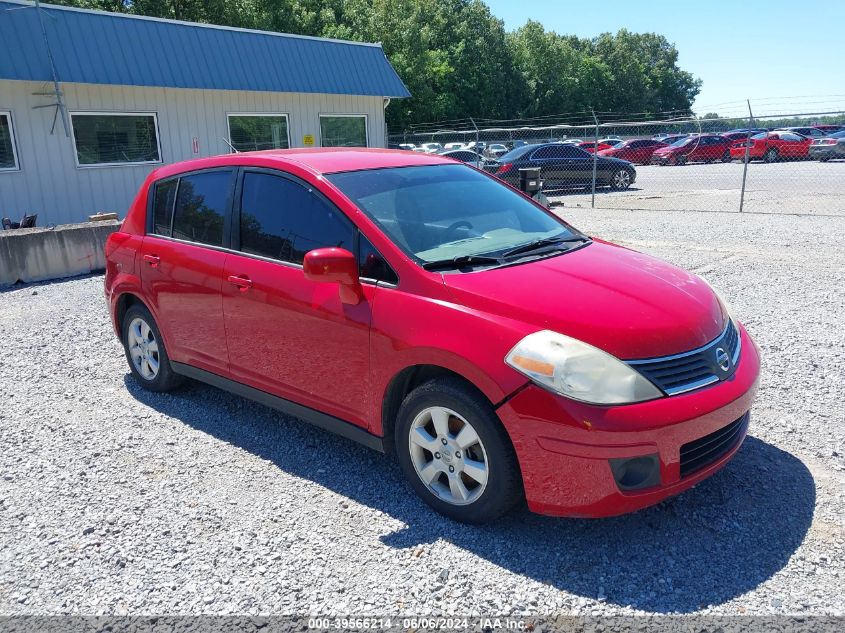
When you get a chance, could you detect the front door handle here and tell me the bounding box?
[227,275,253,291]
[143,254,160,267]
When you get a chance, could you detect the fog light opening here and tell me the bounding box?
[609,454,661,491]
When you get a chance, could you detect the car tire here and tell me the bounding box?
[721,150,732,163]
[121,304,184,392]
[819,156,830,162]
[764,148,778,163]
[394,377,523,524]
[610,168,633,191]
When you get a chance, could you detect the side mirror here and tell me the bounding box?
[303,247,362,305]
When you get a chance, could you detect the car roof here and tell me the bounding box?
[149,148,450,179]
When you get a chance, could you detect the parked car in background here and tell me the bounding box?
[577,141,617,154]
[808,131,845,161]
[464,141,487,153]
[443,142,466,150]
[416,142,444,154]
[398,143,416,151]
[721,132,758,143]
[485,143,509,159]
[598,136,622,145]
[508,140,528,150]
[651,135,732,165]
[774,127,826,139]
[812,124,844,135]
[599,139,667,164]
[655,134,688,146]
[729,131,812,162]
[494,143,636,191]
[439,149,488,168]
[105,148,758,523]
[725,128,767,137]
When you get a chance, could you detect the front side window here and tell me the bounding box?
[228,114,290,152]
[239,172,353,264]
[71,113,161,166]
[320,115,367,147]
[358,233,398,284]
[171,171,232,246]
[0,112,19,170]
[329,164,579,265]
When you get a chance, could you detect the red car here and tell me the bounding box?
[598,139,668,164]
[651,135,733,165]
[577,141,617,154]
[729,131,812,162]
[104,149,759,523]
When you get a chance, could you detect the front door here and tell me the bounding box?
[140,169,235,375]
[221,169,374,427]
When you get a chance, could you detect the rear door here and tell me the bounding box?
[140,169,235,375]
[221,169,378,427]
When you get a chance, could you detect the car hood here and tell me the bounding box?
[441,240,727,360]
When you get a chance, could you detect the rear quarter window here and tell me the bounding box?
[171,171,233,247]
[151,179,177,236]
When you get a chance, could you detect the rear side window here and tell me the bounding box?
[151,179,177,236]
[171,171,232,247]
[239,171,353,264]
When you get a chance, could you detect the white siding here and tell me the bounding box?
[0,80,387,225]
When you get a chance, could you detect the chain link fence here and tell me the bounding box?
[388,105,845,216]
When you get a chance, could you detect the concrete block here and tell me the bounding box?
[0,220,122,288]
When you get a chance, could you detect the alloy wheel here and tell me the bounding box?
[127,317,160,380]
[613,170,631,189]
[408,406,489,506]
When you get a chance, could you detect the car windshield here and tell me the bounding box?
[328,164,581,266]
[751,132,768,140]
[671,138,692,147]
[831,131,845,139]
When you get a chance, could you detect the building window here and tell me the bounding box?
[70,113,161,166]
[320,115,368,147]
[0,112,20,171]
[228,114,290,152]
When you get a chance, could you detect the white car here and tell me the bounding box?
[417,142,444,154]
[443,142,466,150]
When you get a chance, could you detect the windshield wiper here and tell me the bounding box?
[422,254,502,271]
[502,235,590,259]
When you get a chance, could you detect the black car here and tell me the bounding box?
[492,143,636,191]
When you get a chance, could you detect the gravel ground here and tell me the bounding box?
[1,208,843,617]
[551,160,845,215]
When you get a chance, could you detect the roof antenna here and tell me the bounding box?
[7,0,71,136]
[222,137,239,153]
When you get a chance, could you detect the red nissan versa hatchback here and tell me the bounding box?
[104,148,760,523]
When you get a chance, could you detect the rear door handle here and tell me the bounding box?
[143,254,160,267]
[227,275,253,291]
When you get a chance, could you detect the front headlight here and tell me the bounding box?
[505,330,662,405]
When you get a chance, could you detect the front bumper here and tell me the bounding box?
[497,323,761,517]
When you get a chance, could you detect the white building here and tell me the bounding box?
[0,1,409,226]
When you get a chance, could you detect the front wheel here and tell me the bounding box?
[610,169,633,190]
[395,378,523,523]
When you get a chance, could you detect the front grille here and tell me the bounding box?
[680,413,749,477]
[627,321,741,396]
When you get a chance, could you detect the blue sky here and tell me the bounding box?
[484,0,845,118]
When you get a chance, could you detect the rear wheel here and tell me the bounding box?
[395,378,522,523]
[610,168,633,190]
[721,150,732,163]
[121,304,183,392]
[764,148,778,163]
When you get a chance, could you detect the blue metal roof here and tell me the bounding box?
[0,1,410,98]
